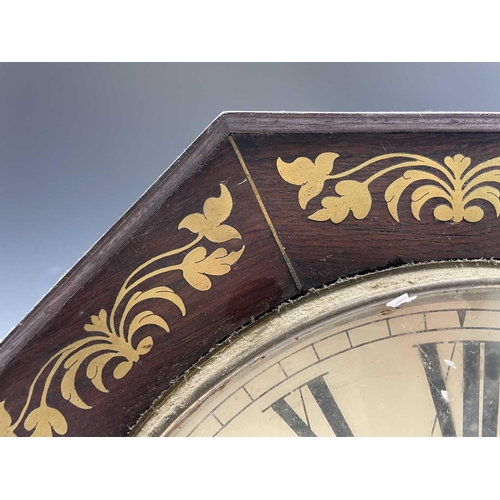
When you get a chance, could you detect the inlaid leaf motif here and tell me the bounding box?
[0,401,16,437]
[0,185,244,437]
[279,151,500,224]
[444,154,470,176]
[86,352,117,393]
[182,246,245,291]
[277,153,339,209]
[178,184,242,242]
[136,336,154,355]
[410,185,452,221]
[113,360,133,380]
[385,170,452,222]
[309,180,371,223]
[463,206,484,223]
[463,171,500,193]
[334,180,372,219]
[433,204,455,222]
[83,309,111,335]
[117,287,186,339]
[61,342,116,409]
[126,287,186,317]
[24,405,68,437]
[309,197,350,223]
[464,187,500,216]
[128,310,171,341]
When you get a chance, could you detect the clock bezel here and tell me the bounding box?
[133,259,500,436]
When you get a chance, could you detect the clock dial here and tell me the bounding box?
[133,263,500,437]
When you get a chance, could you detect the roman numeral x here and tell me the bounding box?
[269,375,353,437]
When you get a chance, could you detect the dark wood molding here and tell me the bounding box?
[223,112,500,134]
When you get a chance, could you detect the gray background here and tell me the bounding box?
[1,62,500,340]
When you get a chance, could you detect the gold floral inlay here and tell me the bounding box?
[0,184,244,437]
[277,152,500,224]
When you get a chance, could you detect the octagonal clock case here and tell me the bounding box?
[2,112,500,437]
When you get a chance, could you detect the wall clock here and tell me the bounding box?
[2,112,500,437]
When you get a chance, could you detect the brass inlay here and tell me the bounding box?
[0,185,244,437]
[229,136,302,291]
[277,152,500,224]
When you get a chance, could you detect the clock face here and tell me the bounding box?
[138,264,500,437]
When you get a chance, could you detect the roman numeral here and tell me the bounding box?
[463,341,480,436]
[418,343,456,436]
[269,375,353,437]
[481,342,500,437]
[419,341,500,437]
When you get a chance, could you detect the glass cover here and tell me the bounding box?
[168,283,500,436]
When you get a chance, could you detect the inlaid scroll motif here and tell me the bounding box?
[277,153,500,224]
[0,184,244,437]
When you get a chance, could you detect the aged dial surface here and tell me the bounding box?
[138,264,500,437]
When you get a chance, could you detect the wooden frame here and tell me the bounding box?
[2,112,500,436]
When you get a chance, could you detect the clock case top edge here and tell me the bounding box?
[3,112,500,373]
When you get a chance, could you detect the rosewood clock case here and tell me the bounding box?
[1,112,500,437]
